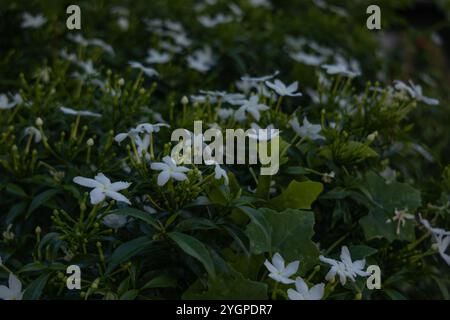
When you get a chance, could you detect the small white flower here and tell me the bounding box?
[151,156,190,186]
[117,17,129,31]
[290,117,324,140]
[322,63,360,77]
[60,106,101,117]
[198,14,233,28]
[187,47,215,73]
[265,79,303,97]
[129,61,159,77]
[394,80,439,105]
[21,12,47,29]
[264,252,299,284]
[24,126,42,143]
[249,0,272,8]
[419,215,450,237]
[386,208,415,235]
[287,277,325,300]
[0,93,22,110]
[247,123,280,141]
[217,108,234,120]
[73,173,131,205]
[0,274,24,300]
[214,164,228,185]
[241,71,279,83]
[146,49,171,64]
[320,246,368,285]
[436,234,450,266]
[103,214,127,229]
[290,52,325,66]
[234,95,269,122]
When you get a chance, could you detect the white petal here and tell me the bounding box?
[157,171,170,186]
[0,285,13,300]
[171,172,188,181]
[309,283,325,300]
[94,173,111,185]
[151,162,168,171]
[264,260,278,274]
[8,274,22,295]
[284,260,300,277]
[287,289,304,300]
[73,176,102,188]
[105,190,131,205]
[272,253,285,270]
[294,277,308,295]
[110,181,131,192]
[90,188,105,205]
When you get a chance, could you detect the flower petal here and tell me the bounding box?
[90,188,105,205]
[157,171,170,186]
[73,176,102,189]
[105,190,131,205]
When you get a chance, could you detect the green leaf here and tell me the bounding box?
[270,180,323,210]
[237,206,271,253]
[6,183,28,198]
[111,208,160,230]
[358,172,421,242]
[168,232,216,278]
[120,289,140,300]
[106,236,153,274]
[182,273,267,300]
[246,208,319,271]
[142,275,177,290]
[23,273,50,300]
[27,189,60,217]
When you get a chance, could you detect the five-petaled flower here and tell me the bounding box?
[264,252,299,284]
[151,156,190,186]
[73,173,132,205]
[265,79,303,97]
[287,277,325,300]
[0,274,24,300]
[290,116,324,140]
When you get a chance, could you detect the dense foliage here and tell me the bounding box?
[0,0,449,300]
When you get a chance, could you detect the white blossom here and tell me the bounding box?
[287,277,325,300]
[290,117,324,140]
[103,214,128,229]
[187,47,215,73]
[394,80,439,105]
[21,12,46,29]
[73,173,131,205]
[386,208,415,235]
[264,252,299,284]
[129,61,159,77]
[24,126,42,143]
[0,274,23,300]
[265,79,303,97]
[151,156,190,186]
[234,95,269,122]
[146,49,171,64]
[60,106,101,117]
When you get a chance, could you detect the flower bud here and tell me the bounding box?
[35,117,43,127]
[118,78,125,86]
[35,226,42,234]
[86,138,94,147]
[181,96,189,105]
[367,131,378,142]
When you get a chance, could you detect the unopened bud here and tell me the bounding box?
[86,138,94,147]
[35,117,43,127]
[181,96,189,105]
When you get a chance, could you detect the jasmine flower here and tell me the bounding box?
[386,208,415,235]
[21,12,47,29]
[264,252,299,284]
[129,61,159,77]
[146,49,171,64]
[287,277,325,300]
[234,95,269,122]
[290,117,325,140]
[322,63,360,77]
[198,14,234,28]
[265,79,303,97]
[24,126,42,143]
[73,173,132,205]
[0,274,23,300]
[394,80,439,105]
[247,123,280,141]
[0,93,22,110]
[151,156,190,186]
[187,46,215,73]
[290,52,325,66]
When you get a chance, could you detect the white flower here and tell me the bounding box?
[247,123,280,141]
[290,117,324,140]
[320,246,368,285]
[76,60,97,76]
[198,14,233,28]
[394,80,439,105]
[234,95,269,122]
[249,0,272,8]
[214,164,228,185]
[217,108,234,120]
[241,71,279,82]
[386,208,415,235]
[68,34,114,55]
[135,123,170,134]
[322,63,360,77]
[73,173,131,205]
[0,274,23,300]
[419,215,450,237]
[265,79,303,97]
[187,47,215,73]
[60,106,101,117]
[436,234,450,266]
[129,61,159,77]
[146,49,171,64]
[103,214,127,229]
[0,93,22,110]
[290,52,325,66]
[24,126,42,143]
[287,277,325,300]
[117,17,129,31]
[21,12,47,29]
[264,252,299,284]
[160,40,183,54]
[151,156,190,186]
